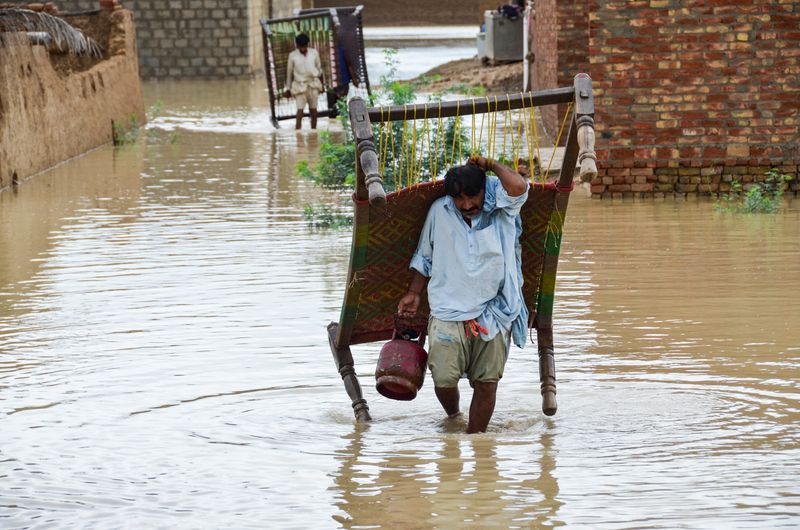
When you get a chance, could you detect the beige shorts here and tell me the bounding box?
[294,87,320,110]
[427,317,509,387]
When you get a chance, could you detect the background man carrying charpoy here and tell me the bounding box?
[284,33,324,130]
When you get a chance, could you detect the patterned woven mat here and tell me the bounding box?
[342,180,559,346]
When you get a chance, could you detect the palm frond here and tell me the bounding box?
[0,8,103,57]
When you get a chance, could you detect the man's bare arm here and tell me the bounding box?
[470,156,528,197]
[397,270,428,317]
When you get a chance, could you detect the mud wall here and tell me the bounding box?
[0,9,145,190]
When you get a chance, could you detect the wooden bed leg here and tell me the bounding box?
[349,97,386,207]
[536,327,558,416]
[574,73,597,182]
[327,322,371,422]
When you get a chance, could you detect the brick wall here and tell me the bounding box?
[313,0,484,25]
[43,0,497,78]
[531,0,590,141]
[55,0,277,78]
[532,0,558,137]
[588,0,799,197]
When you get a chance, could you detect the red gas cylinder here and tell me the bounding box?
[375,329,428,401]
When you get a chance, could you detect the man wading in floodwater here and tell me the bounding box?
[397,156,529,433]
[284,33,324,130]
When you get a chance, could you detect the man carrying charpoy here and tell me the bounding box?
[397,156,529,433]
[284,33,324,130]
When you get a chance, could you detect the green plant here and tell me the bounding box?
[148,100,164,121]
[113,101,179,146]
[299,131,356,188]
[303,203,353,229]
[145,100,180,145]
[716,169,792,214]
[297,48,471,193]
[112,114,140,146]
[447,84,488,97]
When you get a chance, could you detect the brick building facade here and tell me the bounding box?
[50,0,489,79]
[312,0,497,26]
[55,0,307,78]
[531,0,799,198]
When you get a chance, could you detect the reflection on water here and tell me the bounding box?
[332,424,563,528]
[1,80,799,528]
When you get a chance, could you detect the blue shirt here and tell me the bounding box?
[410,176,529,348]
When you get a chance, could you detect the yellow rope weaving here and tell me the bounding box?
[544,101,573,181]
[477,96,489,158]
[378,106,387,182]
[458,108,463,163]
[410,104,417,186]
[486,96,498,170]
[370,93,578,192]
[433,101,443,178]
[529,92,543,183]
[520,93,533,182]
[368,92,577,192]
[402,104,409,189]
[449,100,461,168]
[492,95,500,168]
[417,105,429,186]
[388,114,398,191]
[471,98,477,156]
[502,95,511,170]
[514,105,524,173]
[485,97,493,167]
[527,93,538,183]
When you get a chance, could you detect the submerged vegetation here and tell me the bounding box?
[299,49,473,228]
[716,169,792,214]
[112,114,141,146]
[303,203,353,229]
[112,101,179,146]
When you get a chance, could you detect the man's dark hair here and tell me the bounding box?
[444,164,486,197]
[295,33,310,46]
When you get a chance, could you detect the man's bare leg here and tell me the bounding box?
[295,109,303,130]
[434,386,460,417]
[310,108,318,129]
[467,381,497,433]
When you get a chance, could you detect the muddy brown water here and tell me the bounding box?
[1,80,799,528]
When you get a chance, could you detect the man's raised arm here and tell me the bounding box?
[470,156,527,197]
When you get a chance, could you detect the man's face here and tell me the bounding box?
[298,45,308,55]
[453,189,485,220]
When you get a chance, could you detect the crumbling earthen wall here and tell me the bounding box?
[0,8,145,190]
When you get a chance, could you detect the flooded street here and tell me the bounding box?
[364,26,476,81]
[1,77,799,528]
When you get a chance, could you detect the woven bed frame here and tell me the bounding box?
[260,6,370,128]
[327,74,597,421]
